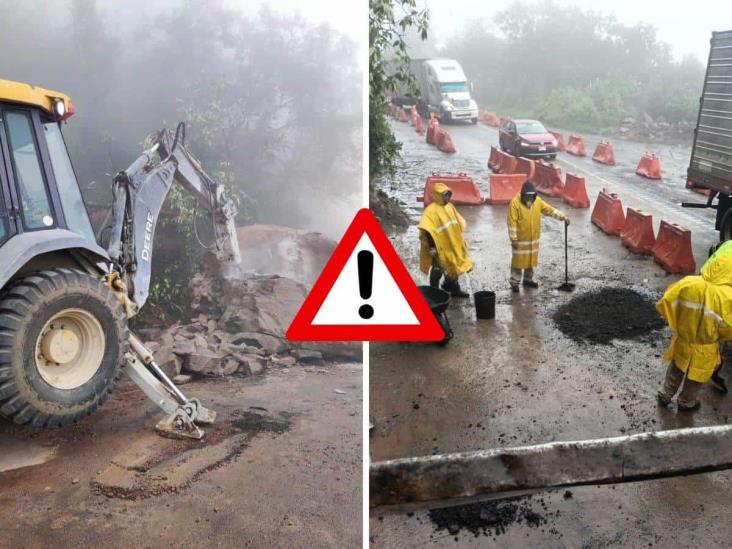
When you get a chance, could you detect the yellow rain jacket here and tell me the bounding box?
[418,182,473,277]
[507,193,566,270]
[656,253,732,382]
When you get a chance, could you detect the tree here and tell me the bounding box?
[369,0,429,177]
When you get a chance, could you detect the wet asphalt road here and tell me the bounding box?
[370,119,732,547]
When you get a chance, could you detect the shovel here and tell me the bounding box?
[557,221,575,292]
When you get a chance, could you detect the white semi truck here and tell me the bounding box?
[398,58,479,124]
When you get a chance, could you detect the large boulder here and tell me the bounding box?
[235,225,335,287]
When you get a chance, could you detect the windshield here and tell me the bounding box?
[516,122,548,134]
[440,82,468,93]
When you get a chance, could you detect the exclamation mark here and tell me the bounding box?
[358,250,374,319]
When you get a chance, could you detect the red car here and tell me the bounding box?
[499,118,558,160]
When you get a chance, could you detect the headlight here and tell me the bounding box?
[53,98,66,118]
[520,140,530,147]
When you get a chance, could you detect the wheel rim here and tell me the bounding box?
[35,308,106,390]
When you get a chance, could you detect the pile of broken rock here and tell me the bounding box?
[145,224,361,381]
[147,271,360,380]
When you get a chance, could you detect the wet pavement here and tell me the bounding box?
[0,364,362,547]
[370,119,732,547]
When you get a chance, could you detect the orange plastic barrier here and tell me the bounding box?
[592,141,616,166]
[620,208,656,254]
[397,108,409,123]
[499,116,510,127]
[550,131,565,152]
[533,160,564,198]
[652,221,696,274]
[486,174,525,205]
[562,172,590,208]
[479,111,500,126]
[566,134,586,157]
[414,114,426,135]
[498,151,518,174]
[426,116,441,145]
[515,157,535,181]
[437,130,456,154]
[636,153,662,179]
[488,146,501,172]
[591,188,625,235]
[422,173,484,206]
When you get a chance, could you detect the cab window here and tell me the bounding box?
[43,122,95,242]
[4,110,54,230]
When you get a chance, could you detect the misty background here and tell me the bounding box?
[407,0,717,132]
[0,0,362,237]
[0,0,362,321]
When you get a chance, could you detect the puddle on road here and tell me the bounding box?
[92,410,290,500]
[0,436,57,473]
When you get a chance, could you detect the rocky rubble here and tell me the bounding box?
[610,113,695,145]
[146,271,361,379]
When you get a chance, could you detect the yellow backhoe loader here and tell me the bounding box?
[0,79,241,439]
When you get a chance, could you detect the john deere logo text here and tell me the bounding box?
[142,211,154,261]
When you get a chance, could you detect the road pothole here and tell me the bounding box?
[91,411,290,500]
[552,287,665,344]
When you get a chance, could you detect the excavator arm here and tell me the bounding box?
[106,122,241,312]
[101,122,242,440]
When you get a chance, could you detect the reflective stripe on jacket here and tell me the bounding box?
[507,194,564,270]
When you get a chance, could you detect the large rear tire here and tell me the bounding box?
[0,269,128,427]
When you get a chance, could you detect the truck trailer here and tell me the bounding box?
[685,30,732,240]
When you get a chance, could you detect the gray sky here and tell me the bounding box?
[426,0,730,62]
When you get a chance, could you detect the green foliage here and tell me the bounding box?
[370,0,429,177]
[441,0,705,132]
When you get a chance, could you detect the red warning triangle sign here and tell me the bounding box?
[286,209,445,341]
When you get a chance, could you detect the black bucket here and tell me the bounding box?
[474,291,496,320]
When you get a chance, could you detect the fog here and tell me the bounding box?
[0,0,362,239]
[425,0,728,63]
[408,0,713,132]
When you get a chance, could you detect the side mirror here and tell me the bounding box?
[469,81,474,94]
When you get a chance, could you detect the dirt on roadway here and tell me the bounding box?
[370,119,732,547]
[0,363,362,547]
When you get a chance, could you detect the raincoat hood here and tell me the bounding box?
[520,181,536,197]
[701,252,732,286]
[432,182,450,206]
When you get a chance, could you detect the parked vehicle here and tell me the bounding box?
[396,58,479,124]
[499,118,558,160]
[684,30,732,241]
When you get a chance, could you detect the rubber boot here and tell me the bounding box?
[711,368,728,394]
[442,277,468,298]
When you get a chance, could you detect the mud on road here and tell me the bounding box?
[0,364,362,547]
[370,119,732,547]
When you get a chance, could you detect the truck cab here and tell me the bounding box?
[411,58,479,124]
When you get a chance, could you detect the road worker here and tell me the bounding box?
[418,182,473,297]
[656,250,732,411]
[701,240,732,394]
[507,181,569,292]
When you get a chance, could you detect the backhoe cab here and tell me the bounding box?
[0,79,240,439]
